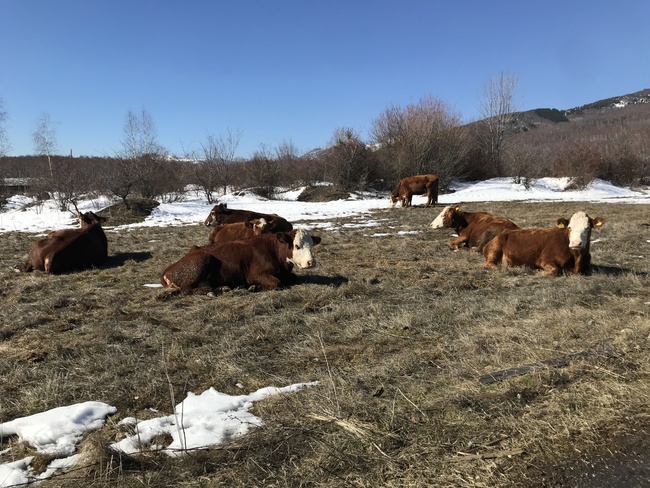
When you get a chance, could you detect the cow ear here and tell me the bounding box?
[557,218,569,228]
[311,235,322,246]
[593,217,605,228]
[275,232,291,244]
[454,205,460,211]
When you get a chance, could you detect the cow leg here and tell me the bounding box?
[482,241,502,268]
[448,236,468,251]
[248,274,282,291]
[539,264,561,276]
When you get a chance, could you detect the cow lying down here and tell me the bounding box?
[482,211,605,275]
[161,229,321,295]
[19,211,108,274]
[204,203,293,232]
[208,218,272,244]
[430,205,519,251]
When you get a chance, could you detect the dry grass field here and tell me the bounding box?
[1,200,649,487]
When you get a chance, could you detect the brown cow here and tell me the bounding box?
[208,218,269,244]
[161,229,321,294]
[390,174,439,207]
[20,211,108,274]
[430,205,519,251]
[203,203,293,232]
[482,211,605,276]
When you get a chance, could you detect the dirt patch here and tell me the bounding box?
[97,198,159,226]
[297,185,351,202]
[539,429,650,487]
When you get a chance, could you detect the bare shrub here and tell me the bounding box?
[192,130,241,203]
[371,96,471,188]
[322,128,376,190]
[244,145,281,198]
[551,141,604,188]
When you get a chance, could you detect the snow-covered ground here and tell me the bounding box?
[1,177,649,486]
[1,178,649,235]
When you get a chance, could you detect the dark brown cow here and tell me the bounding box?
[430,205,520,251]
[20,211,108,274]
[390,174,439,207]
[482,211,605,275]
[161,229,321,294]
[203,203,293,232]
[208,218,269,244]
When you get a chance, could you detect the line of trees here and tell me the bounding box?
[2,73,649,211]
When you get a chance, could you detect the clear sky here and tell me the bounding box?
[1,0,649,158]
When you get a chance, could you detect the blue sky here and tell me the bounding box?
[1,1,649,158]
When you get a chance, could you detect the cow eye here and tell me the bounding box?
[295,245,302,250]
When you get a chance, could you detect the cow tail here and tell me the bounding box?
[477,228,499,253]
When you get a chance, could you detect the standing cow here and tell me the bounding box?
[161,229,321,294]
[430,205,520,251]
[390,174,439,207]
[482,211,605,275]
[20,211,108,274]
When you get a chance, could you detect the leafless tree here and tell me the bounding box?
[323,128,375,189]
[245,144,280,198]
[102,108,180,205]
[371,96,470,187]
[477,72,519,177]
[193,129,242,203]
[32,113,58,177]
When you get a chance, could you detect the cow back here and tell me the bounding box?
[47,223,108,274]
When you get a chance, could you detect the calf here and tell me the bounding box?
[203,203,293,232]
[21,211,108,274]
[430,205,519,251]
[208,218,269,244]
[482,211,605,275]
[161,229,321,294]
[390,174,439,207]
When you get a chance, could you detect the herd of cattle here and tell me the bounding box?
[15,174,606,294]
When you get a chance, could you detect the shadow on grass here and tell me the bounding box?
[298,274,349,287]
[104,251,153,268]
[592,264,648,277]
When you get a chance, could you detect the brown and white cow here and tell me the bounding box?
[161,229,321,294]
[482,211,605,276]
[20,211,108,274]
[203,203,293,232]
[430,205,520,251]
[208,218,269,244]
[390,174,439,207]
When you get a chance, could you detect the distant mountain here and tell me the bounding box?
[507,88,650,134]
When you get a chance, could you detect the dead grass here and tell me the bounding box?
[1,201,649,486]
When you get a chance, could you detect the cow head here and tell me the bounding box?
[78,211,106,228]
[430,205,459,229]
[557,212,605,250]
[277,229,321,269]
[389,193,399,207]
[204,203,228,227]
[250,218,268,234]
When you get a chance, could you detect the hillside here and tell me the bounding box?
[507,88,650,134]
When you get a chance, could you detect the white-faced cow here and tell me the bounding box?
[208,218,269,244]
[390,174,439,207]
[161,229,321,294]
[20,211,108,274]
[430,205,520,251]
[482,211,605,275]
[203,203,293,232]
